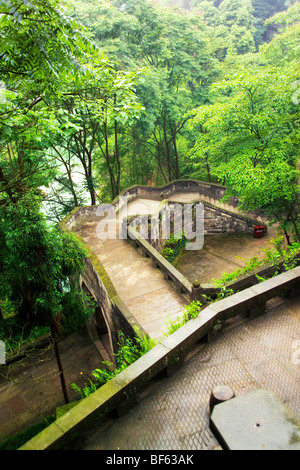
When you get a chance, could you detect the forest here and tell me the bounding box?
[0,0,299,346]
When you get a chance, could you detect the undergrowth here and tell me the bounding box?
[71,327,158,399]
[212,237,300,288]
[165,300,202,335]
[160,231,187,263]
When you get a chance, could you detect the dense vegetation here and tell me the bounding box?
[0,0,299,352]
[65,0,300,242]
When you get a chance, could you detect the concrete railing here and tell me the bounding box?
[19,266,300,450]
[127,225,193,299]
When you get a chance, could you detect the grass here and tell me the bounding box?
[0,416,55,450]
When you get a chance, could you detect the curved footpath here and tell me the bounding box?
[75,192,271,340]
[76,197,187,340]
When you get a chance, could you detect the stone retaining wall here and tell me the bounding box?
[81,256,147,355]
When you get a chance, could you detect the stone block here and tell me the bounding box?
[210,389,300,450]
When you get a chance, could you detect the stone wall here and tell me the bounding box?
[81,255,147,356]
[127,199,263,255]
[203,203,255,235]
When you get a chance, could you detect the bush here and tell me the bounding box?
[165,300,202,335]
[160,231,187,263]
[71,328,158,398]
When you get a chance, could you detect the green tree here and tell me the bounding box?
[69,0,217,186]
[0,1,96,338]
[0,0,93,87]
[191,0,257,59]
[0,0,103,403]
[188,65,300,242]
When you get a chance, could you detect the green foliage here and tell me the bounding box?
[161,231,187,262]
[165,300,202,335]
[202,287,234,303]
[67,0,218,189]
[0,192,93,335]
[0,0,108,340]
[188,60,300,241]
[262,237,300,272]
[0,0,93,85]
[71,328,158,398]
[213,256,265,288]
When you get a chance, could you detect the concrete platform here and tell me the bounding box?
[210,388,300,450]
[66,295,300,450]
[176,227,279,284]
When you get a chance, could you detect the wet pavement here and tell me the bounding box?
[176,226,279,284]
[0,326,105,444]
[68,295,300,450]
[75,197,190,341]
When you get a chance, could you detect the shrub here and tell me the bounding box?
[71,328,158,398]
[165,300,202,335]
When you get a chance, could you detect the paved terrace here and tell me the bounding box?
[67,294,300,450]
[176,227,278,284]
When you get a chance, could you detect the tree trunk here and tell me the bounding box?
[114,126,121,195]
[290,215,300,243]
[170,124,180,179]
[284,230,291,246]
[51,325,69,405]
[205,154,211,182]
[103,117,116,200]
[64,162,79,207]
[163,111,172,182]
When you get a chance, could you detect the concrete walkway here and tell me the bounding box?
[76,203,187,341]
[68,295,300,450]
[0,326,105,445]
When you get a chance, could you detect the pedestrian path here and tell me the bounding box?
[76,198,187,340]
[68,295,300,450]
[75,192,268,340]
